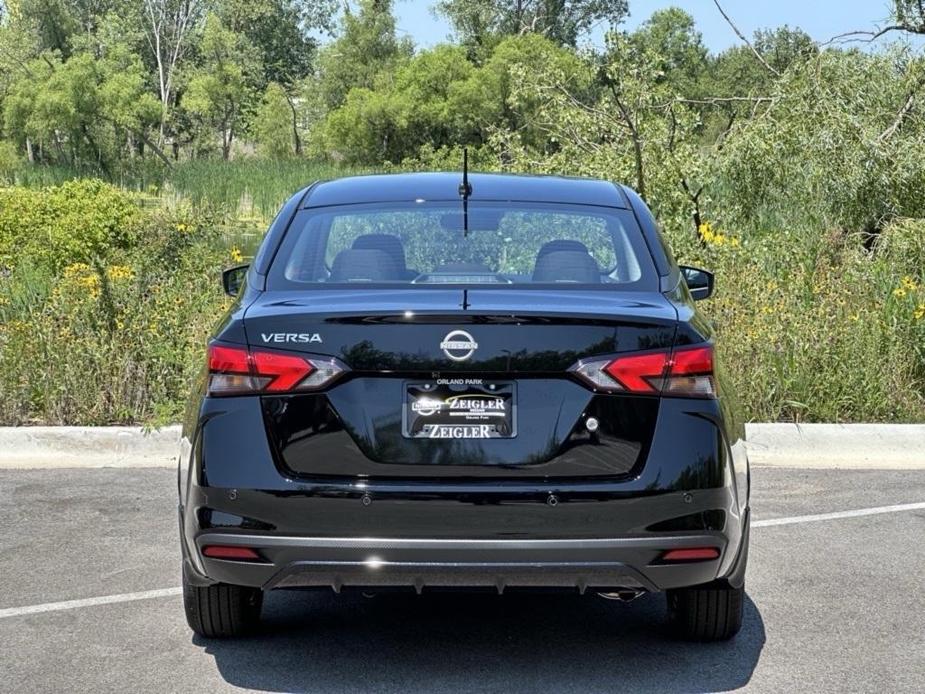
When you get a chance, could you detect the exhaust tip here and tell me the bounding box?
[597,590,645,603]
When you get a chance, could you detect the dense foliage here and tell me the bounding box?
[1,1,924,423]
[0,180,248,424]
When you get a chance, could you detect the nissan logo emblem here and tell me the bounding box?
[440,330,478,362]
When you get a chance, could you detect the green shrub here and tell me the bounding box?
[0,141,22,184]
[0,180,141,272]
[0,184,235,425]
[673,219,925,422]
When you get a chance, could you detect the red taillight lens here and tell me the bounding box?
[663,345,715,397]
[202,545,262,561]
[603,351,669,393]
[251,350,315,392]
[208,344,251,374]
[571,345,716,398]
[206,343,346,396]
[660,547,720,562]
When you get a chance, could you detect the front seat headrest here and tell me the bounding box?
[352,234,408,272]
[536,240,591,261]
[532,250,601,283]
[329,249,401,282]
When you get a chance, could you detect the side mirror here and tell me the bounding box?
[222,264,249,297]
[680,265,714,301]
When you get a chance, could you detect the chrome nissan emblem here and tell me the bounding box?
[440,330,478,362]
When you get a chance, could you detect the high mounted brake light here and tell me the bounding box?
[570,345,716,398]
[207,343,346,396]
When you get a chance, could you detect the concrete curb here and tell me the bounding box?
[0,426,181,469]
[0,423,922,470]
[744,423,925,469]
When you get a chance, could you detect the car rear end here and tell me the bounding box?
[178,174,749,640]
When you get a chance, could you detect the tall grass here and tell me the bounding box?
[162,159,367,218]
[12,158,371,220]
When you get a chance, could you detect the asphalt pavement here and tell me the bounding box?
[0,466,923,693]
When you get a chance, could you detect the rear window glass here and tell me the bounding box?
[267,202,656,289]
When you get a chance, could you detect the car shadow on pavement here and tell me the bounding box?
[196,589,765,693]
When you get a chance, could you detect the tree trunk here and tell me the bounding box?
[286,92,302,156]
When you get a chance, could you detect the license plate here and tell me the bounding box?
[403,381,516,439]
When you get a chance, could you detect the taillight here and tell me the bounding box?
[207,343,346,396]
[570,345,716,398]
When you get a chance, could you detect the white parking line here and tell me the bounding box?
[751,501,925,528]
[0,587,181,619]
[1,501,924,620]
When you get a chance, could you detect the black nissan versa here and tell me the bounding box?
[178,171,750,641]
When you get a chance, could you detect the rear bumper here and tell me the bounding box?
[179,395,750,593]
[190,532,729,593]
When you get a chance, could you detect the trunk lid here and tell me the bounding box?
[244,289,677,478]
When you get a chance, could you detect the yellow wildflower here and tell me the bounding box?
[107,265,135,282]
[229,245,244,263]
[74,273,101,298]
[914,303,925,320]
[175,222,188,233]
[892,287,907,298]
[63,262,92,278]
[697,221,740,248]
[900,276,919,292]
[698,222,717,244]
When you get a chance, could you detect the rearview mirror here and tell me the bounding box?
[680,265,714,301]
[222,264,249,297]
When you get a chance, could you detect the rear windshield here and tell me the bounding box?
[266,201,657,290]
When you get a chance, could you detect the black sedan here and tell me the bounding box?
[178,172,750,641]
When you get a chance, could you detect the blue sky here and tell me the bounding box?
[392,1,908,53]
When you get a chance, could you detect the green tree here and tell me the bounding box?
[214,0,337,87]
[318,33,586,165]
[315,0,412,110]
[716,46,925,235]
[460,33,590,150]
[697,26,815,147]
[139,0,206,145]
[495,27,703,237]
[319,44,475,163]
[436,0,628,50]
[252,81,295,157]
[3,45,161,171]
[183,13,260,160]
[625,8,708,97]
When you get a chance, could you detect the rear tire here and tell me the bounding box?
[666,582,744,641]
[183,571,263,638]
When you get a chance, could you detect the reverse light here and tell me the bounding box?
[570,345,716,398]
[207,343,347,396]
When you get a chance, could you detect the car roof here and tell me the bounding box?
[302,172,629,209]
